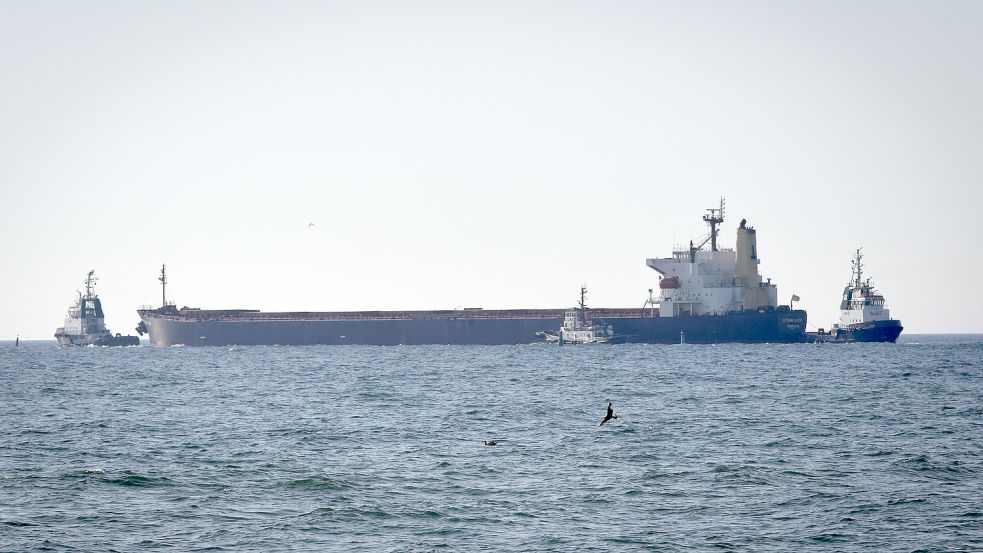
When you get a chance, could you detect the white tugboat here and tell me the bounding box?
[817,249,903,343]
[539,287,619,344]
[55,271,140,347]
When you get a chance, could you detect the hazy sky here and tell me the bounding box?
[2,1,981,339]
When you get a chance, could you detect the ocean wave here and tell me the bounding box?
[286,476,353,491]
[101,470,173,488]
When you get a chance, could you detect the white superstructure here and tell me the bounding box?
[539,287,616,344]
[56,271,109,338]
[54,270,140,347]
[646,200,779,318]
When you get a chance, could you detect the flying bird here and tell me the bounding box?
[308,223,316,228]
[599,402,618,427]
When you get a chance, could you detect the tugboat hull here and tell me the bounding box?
[833,319,903,343]
[55,333,140,347]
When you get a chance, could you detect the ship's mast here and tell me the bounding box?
[851,248,863,290]
[703,197,725,252]
[160,264,167,307]
[690,197,726,262]
[84,270,97,299]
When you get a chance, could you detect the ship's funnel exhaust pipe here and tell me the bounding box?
[735,221,773,311]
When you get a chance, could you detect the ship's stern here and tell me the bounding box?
[776,308,809,342]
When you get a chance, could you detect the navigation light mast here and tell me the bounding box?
[84,270,98,299]
[851,249,864,290]
[160,264,167,307]
[702,197,725,252]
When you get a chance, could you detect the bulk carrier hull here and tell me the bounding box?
[137,307,807,347]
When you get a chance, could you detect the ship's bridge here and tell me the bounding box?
[647,249,744,317]
[645,207,779,318]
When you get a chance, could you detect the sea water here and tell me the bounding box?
[1,336,981,551]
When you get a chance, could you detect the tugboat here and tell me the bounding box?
[55,271,141,347]
[814,249,903,343]
[538,287,621,344]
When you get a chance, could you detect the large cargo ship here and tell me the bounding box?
[136,202,808,346]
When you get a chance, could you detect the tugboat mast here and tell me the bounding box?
[851,248,864,290]
[84,270,98,299]
[579,285,588,325]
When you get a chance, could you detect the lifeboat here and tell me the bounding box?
[659,276,680,289]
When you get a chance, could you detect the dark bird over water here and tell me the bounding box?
[483,440,498,446]
[599,402,618,427]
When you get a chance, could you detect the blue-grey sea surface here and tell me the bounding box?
[2,335,981,552]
